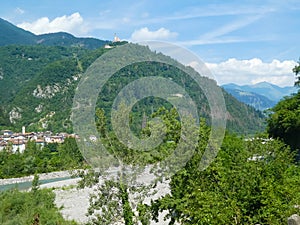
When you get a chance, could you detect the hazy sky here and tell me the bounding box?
[1,0,299,86]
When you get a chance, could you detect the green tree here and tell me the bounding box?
[57,137,84,168]
[267,59,300,152]
[0,138,84,179]
[80,105,195,224]
[150,121,300,225]
[293,60,300,86]
[0,188,77,225]
[267,91,300,151]
[31,173,40,192]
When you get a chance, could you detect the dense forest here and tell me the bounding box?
[0,43,264,134]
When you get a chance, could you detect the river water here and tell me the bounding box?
[0,176,72,192]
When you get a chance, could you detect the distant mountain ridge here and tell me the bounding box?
[0,18,109,49]
[224,88,277,111]
[222,82,298,111]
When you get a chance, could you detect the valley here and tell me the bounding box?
[0,16,299,225]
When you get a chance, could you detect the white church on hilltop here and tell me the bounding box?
[113,33,121,42]
[104,33,121,49]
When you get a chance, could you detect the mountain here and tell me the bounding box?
[0,18,36,45]
[223,82,297,102]
[224,88,276,111]
[0,45,106,130]
[0,44,265,135]
[222,82,298,110]
[0,18,109,49]
[0,18,265,134]
[36,32,108,49]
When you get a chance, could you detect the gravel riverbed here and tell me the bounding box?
[1,170,176,224]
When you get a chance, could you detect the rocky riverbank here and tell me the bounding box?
[0,170,176,224]
[48,179,173,224]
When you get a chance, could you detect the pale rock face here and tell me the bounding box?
[9,107,22,124]
[35,104,43,113]
[38,111,56,129]
[32,73,80,99]
[41,121,48,129]
[288,214,300,225]
[33,84,61,99]
[72,74,80,81]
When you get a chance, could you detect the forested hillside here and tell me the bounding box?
[224,88,277,111]
[0,44,265,134]
[0,17,266,134]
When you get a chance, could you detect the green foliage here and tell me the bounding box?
[0,106,9,126]
[0,188,77,225]
[86,98,298,224]
[95,106,182,166]
[293,60,300,86]
[121,183,134,225]
[1,45,91,132]
[267,59,300,155]
[267,91,300,151]
[31,173,40,192]
[0,138,85,178]
[36,32,109,49]
[97,60,265,135]
[0,45,112,133]
[0,45,83,105]
[223,89,265,134]
[0,43,264,135]
[83,106,183,224]
[137,203,151,225]
[89,106,298,224]
[150,132,300,224]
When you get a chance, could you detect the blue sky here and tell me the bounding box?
[1,0,300,86]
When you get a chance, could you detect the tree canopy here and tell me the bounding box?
[150,133,300,225]
[267,60,300,152]
[0,176,77,225]
[267,91,300,151]
[293,60,300,86]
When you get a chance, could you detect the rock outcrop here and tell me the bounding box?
[288,214,300,225]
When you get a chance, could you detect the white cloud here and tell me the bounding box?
[131,27,178,42]
[17,12,87,35]
[204,58,297,87]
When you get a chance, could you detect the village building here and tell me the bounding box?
[0,127,76,153]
